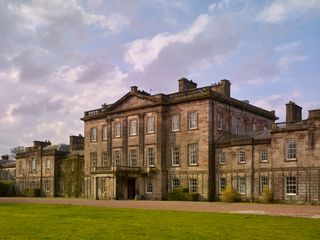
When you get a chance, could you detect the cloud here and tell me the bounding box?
[274,40,301,52]
[7,0,130,33]
[124,14,211,71]
[279,54,309,70]
[257,0,320,23]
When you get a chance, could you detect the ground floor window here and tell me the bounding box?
[260,176,269,194]
[238,177,246,195]
[189,178,197,193]
[146,179,153,194]
[285,176,297,195]
[220,177,226,193]
[172,178,180,190]
[44,180,50,193]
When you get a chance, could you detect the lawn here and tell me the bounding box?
[0,203,319,240]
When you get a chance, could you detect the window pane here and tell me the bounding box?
[188,144,198,165]
[286,139,296,160]
[102,126,107,140]
[172,115,180,131]
[91,128,97,141]
[147,148,155,166]
[130,120,137,136]
[189,178,197,193]
[239,149,246,163]
[172,147,180,166]
[219,153,226,164]
[147,117,155,133]
[220,177,226,192]
[172,178,180,190]
[188,111,197,129]
[260,149,268,162]
[129,149,137,166]
[286,176,297,195]
[238,177,246,194]
[115,122,121,137]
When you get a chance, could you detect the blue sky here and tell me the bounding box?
[0,0,320,155]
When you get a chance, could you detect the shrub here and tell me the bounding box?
[261,187,273,203]
[25,188,41,197]
[220,185,241,202]
[0,180,11,197]
[168,187,199,201]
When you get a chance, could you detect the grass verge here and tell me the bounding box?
[0,203,319,239]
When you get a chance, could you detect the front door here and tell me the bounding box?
[127,179,136,199]
[97,177,106,200]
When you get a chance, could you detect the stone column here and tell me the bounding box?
[139,113,145,167]
[122,117,128,166]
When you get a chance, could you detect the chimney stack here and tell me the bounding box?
[286,101,302,123]
[178,78,197,92]
[70,135,84,152]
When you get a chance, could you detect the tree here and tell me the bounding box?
[10,146,25,160]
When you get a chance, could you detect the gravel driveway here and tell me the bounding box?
[1,197,320,218]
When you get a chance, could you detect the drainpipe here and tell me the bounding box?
[40,146,43,197]
[251,138,255,202]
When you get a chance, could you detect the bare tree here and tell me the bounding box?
[10,146,25,160]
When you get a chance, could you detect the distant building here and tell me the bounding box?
[81,78,277,201]
[0,155,16,180]
[15,135,84,197]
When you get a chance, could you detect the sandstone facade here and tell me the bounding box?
[82,79,276,201]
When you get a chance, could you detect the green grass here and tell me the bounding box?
[0,203,319,240]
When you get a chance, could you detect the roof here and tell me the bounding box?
[216,131,271,147]
[43,144,69,152]
[82,83,277,121]
[0,160,16,168]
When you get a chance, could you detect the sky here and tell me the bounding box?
[0,0,320,155]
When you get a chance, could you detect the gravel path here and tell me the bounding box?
[1,197,320,218]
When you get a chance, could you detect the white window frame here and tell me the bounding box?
[130,119,138,136]
[102,152,108,167]
[19,161,24,174]
[188,144,198,165]
[129,149,137,167]
[146,179,153,194]
[102,126,108,141]
[45,180,50,193]
[146,147,155,167]
[260,149,268,162]
[172,147,180,166]
[113,150,121,166]
[31,158,36,173]
[285,176,297,195]
[260,176,269,194]
[172,178,180,190]
[217,113,223,130]
[188,111,198,130]
[239,149,246,164]
[91,127,97,142]
[286,139,296,160]
[238,177,246,195]
[114,122,121,138]
[220,177,226,193]
[189,178,198,193]
[146,116,155,134]
[219,152,226,164]
[172,114,180,132]
[45,159,50,173]
[90,152,97,171]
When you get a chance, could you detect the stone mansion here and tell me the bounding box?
[15,78,320,203]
